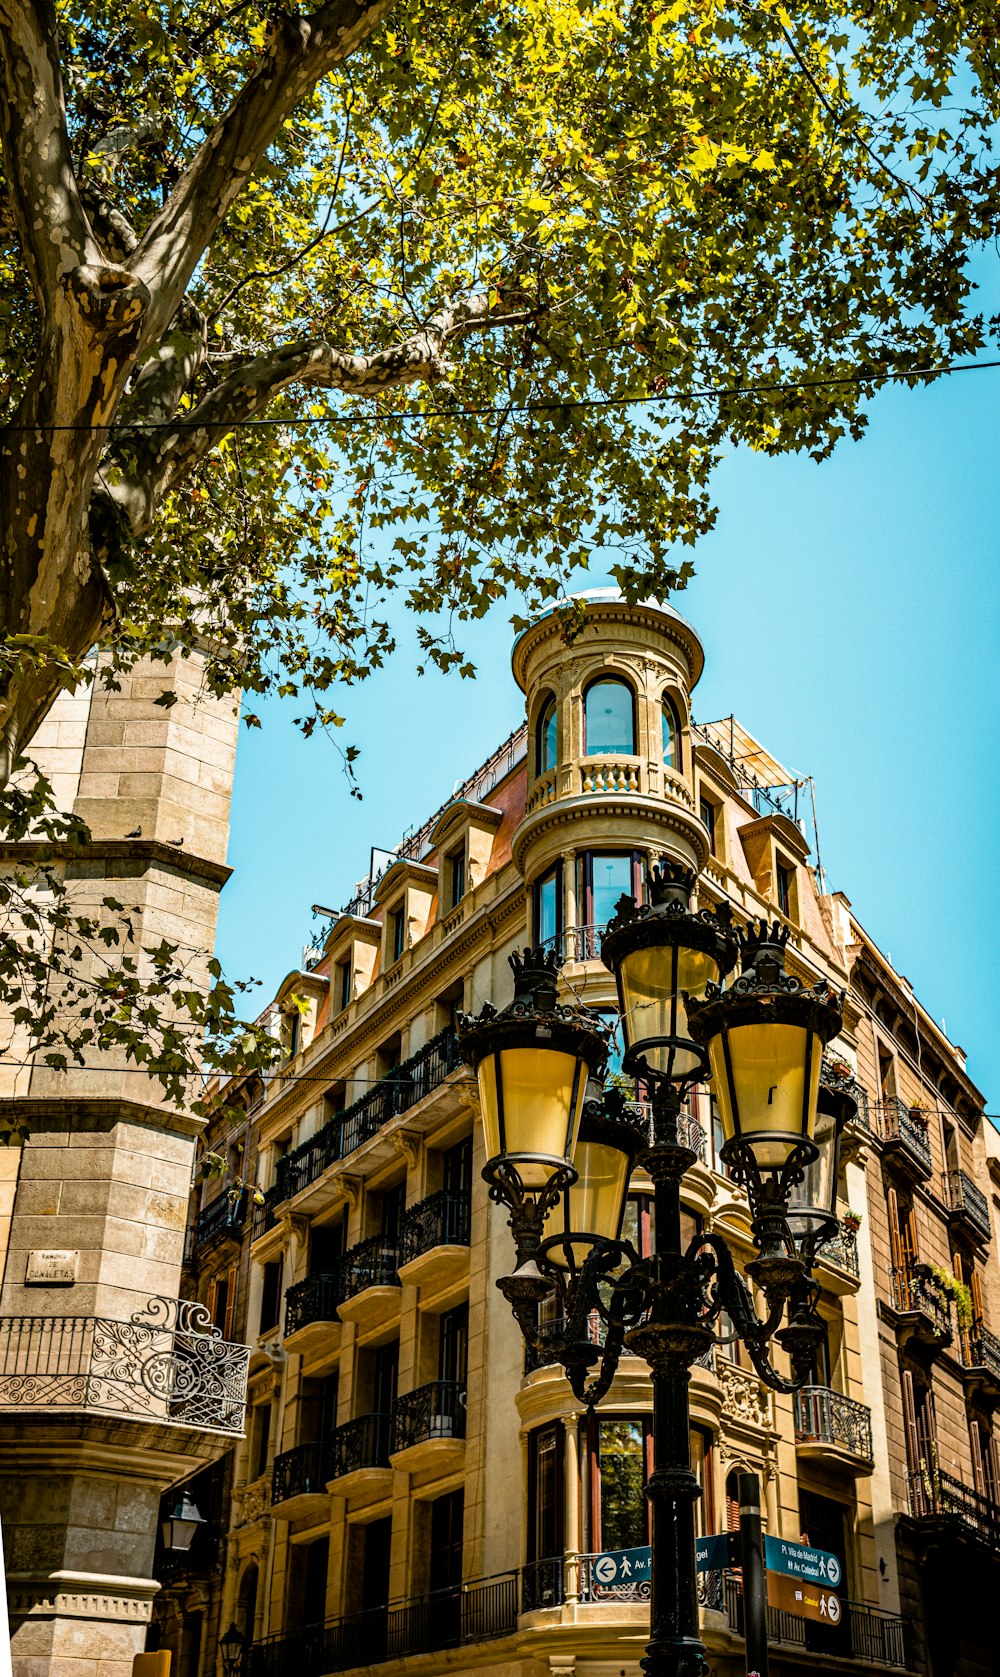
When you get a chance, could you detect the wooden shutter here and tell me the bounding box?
[970,1419,987,1498]
[886,1189,904,1274]
[971,1267,985,1329]
[901,1369,923,1481]
[223,1264,238,1340]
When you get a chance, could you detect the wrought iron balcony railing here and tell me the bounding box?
[250,1185,280,1244]
[398,1190,471,1265]
[724,1574,913,1668]
[818,1225,860,1278]
[391,1379,466,1453]
[338,1234,400,1301]
[794,1385,874,1463]
[194,1189,246,1250]
[284,1273,343,1339]
[0,1298,249,1435]
[942,1169,992,1241]
[909,1465,1000,1553]
[248,1570,518,1677]
[329,1411,391,1478]
[961,1323,1000,1381]
[889,1266,952,1342]
[276,1027,464,1203]
[272,1439,333,1505]
[876,1098,932,1175]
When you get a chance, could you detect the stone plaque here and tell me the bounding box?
[25,1249,79,1285]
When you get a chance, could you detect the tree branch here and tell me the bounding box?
[132,0,397,352]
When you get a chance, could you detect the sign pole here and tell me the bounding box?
[737,1472,769,1677]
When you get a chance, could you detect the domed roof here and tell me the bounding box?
[511,588,704,688]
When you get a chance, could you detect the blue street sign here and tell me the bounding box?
[765,1536,842,1589]
[591,1545,652,1589]
[695,1533,738,1573]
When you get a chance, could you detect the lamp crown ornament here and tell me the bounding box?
[647,857,696,911]
[509,944,561,1003]
[736,916,791,984]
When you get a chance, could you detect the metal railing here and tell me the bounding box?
[942,1169,992,1240]
[794,1385,874,1463]
[272,1439,333,1505]
[724,1573,912,1668]
[909,1465,1000,1552]
[284,1274,343,1339]
[844,1078,871,1130]
[0,1299,249,1435]
[329,1411,390,1479]
[276,1028,464,1203]
[579,1552,650,1602]
[248,1570,519,1677]
[818,1224,860,1278]
[398,1190,471,1265]
[876,1097,932,1174]
[521,1557,565,1611]
[391,1380,466,1453]
[338,1234,400,1301]
[889,1266,952,1340]
[961,1322,1000,1381]
[194,1189,246,1249]
[250,1185,279,1243]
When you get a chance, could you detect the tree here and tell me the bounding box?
[0,0,996,1096]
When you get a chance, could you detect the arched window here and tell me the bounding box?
[584,678,635,755]
[536,695,558,775]
[661,697,681,771]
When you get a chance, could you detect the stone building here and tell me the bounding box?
[184,594,996,1677]
[0,655,252,1677]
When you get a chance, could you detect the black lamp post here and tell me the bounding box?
[219,1624,246,1677]
[160,1490,206,1553]
[460,861,846,1677]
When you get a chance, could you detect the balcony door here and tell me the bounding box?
[439,1305,469,1387]
[798,1490,849,1656]
[374,1341,399,1418]
[428,1490,464,1649]
[442,1137,472,1198]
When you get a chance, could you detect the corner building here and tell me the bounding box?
[204,595,995,1677]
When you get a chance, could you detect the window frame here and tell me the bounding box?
[446,845,466,911]
[387,903,406,964]
[535,693,558,776]
[582,676,637,757]
[581,849,643,928]
[775,857,794,918]
[532,861,563,947]
[699,795,717,856]
[661,695,682,772]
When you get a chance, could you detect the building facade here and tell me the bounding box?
[181,595,994,1677]
[0,654,252,1677]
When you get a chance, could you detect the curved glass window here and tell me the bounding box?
[536,696,558,774]
[662,698,681,770]
[584,679,635,755]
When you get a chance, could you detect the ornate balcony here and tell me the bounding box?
[336,1235,401,1329]
[397,1190,471,1292]
[271,1439,333,1521]
[327,1412,392,1499]
[960,1323,1000,1408]
[390,1379,466,1474]
[909,1465,1000,1555]
[877,1098,932,1181]
[0,1298,249,1436]
[889,1265,952,1353]
[275,1028,464,1205]
[248,1570,519,1677]
[724,1574,913,1668]
[250,1185,280,1245]
[194,1188,247,1252]
[794,1385,874,1473]
[816,1225,861,1292]
[284,1274,343,1358]
[942,1169,992,1244]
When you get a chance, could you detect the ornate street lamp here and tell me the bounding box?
[160,1490,205,1553]
[462,864,846,1677]
[219,1624,246,1677]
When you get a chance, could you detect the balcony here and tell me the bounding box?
[250,1185,279,1244]
[194,1188,247,1252]
[284,1274,343,1358]
[390,1379,466,1474]
[889,1265,952,1352]
[248,1570,518,1677]
[271,1439,333,1522]
[876,1098,932,1180]
[794,1385,874,1473]
[816,1225,861,1292]
[327,1412,392,1499]
[275,1028,464,1205]
[942,1169,992,1244]
[724,1574,913,1669]
[0,1298,248,1436]
[397,1191,471,1291]
[960,1323,1000,1407]
[909,1466,1000,1555]
[335,1234,401,1329]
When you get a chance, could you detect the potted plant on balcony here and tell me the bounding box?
[908,1100,930,1129]
[925,1263,973,1330]
[841,1209,862,1234]
[828,1057,853,1081]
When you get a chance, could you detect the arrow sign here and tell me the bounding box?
[591,1546,651,1590]
[767,1570,843,1624]
[695,1533,739,1573]
[765,1535,842,1588]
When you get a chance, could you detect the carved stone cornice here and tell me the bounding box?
[392,1130,420,1170]
[7,1569,159,1623]
[511,792,708,875]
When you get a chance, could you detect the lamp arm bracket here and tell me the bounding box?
[694,1232,799,1392]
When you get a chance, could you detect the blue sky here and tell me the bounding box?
[215,363,1000,1110]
